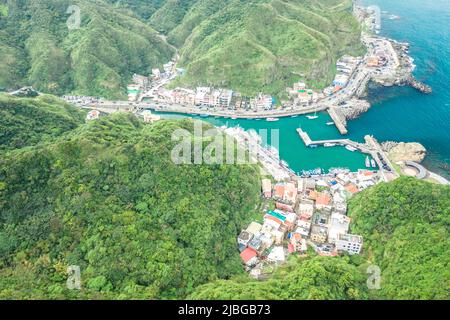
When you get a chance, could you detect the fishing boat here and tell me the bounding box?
[345,145,357,152]
[266,117,279,122]
[371,159,377,168]
[291,115,299,118]
[326,122,334,126]
[308,145,319,149]
[324,143,336,147]
[306,105,319,120]
[365,156,371,168]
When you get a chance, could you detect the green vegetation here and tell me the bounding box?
[348,177,450,299]
[0,93,86,153]
[169,0,364,97]
[0,0,363,99]
[190,177,449,300]
[0,0,174,99]
[0,112,261,299]
[189,255,369,299]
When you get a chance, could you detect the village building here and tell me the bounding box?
[315,192,332,210]
[248,236,263,254]
[274,184,285,200]
[336,234,363,255]
[237,230,253,247]
[276,202,294,212]
[142,110,161,123]
[240,248,258,267]
[261,179,272,198]
[283,182,298,204]
[290,233,307,253]
[86,110,100,121]
[246,222,263,236]
[267,246,286,264]
[310,225,328,244]
[328,213,351,244]
[297,199,315,219]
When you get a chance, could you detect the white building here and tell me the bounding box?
[328,213,351,244]
[336,234,363,255]
[86,110,100,121]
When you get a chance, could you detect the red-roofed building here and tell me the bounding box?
[274,184,285,199]
[345,183,360,194]
[315,193,332,210]
[276,202,294,212]
[240,248,258,266]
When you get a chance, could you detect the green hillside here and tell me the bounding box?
[0,0,174,99]
[0,93,86,153]
[189,255,369,300]
[348,177,450,299]
[0,0,363,99]
[0,113,261,299]
[170,0,364,97]
[190,177,449,300]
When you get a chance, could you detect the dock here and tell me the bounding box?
[327,107,348,135]
[296,128,400,182]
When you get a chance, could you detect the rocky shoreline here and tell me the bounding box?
[381,141,427,163]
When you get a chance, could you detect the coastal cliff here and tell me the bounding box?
[382,141,427,163]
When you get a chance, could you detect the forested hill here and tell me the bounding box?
[0,0,363,99]
[0,93,86,153]
[190,177,449,300]
[0,0,174,99]
[0,113,261,299]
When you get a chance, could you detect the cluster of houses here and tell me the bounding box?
[154,86,275,111]
[238,169,381,278]
[324,55,362,96]
[286,82,320,106]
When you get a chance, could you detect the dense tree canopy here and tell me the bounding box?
[0,112,261,299]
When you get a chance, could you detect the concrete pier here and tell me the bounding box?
[327,108,348,135]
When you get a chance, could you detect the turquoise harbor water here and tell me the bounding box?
[156,0,450,177]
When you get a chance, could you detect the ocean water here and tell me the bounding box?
[353,0,450,177]
[156,0,450,177]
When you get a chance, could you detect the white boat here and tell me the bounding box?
[306,115,319,120]
[266,117,279,122]
[345,145,357,152]
[365,156,371,168]
[326,122,334,126]
[371,159,377,168]
[291,115,298,118]
[324,143,336,147]
[231,116,238,120]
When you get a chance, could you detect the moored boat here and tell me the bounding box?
[324,143,336,147]
[345,145,357,152]
[371,159,377,168]
[266,117,279,122]
[365,156,371,168]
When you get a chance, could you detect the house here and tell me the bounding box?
[276,202,294,212]
[240,248,258,266]
[283,182,298,204]
[345,183,360,195]
[261,179,272,198]
[132,74,149,87]
[283,212,298,232]
[246,222,262,236]
[312,211,330,227]
[86,110,100,121]
[152,68,161,79]
[294,225,310,238]
[237,230,253,247]
[272,229,285,245]
[310,225,328,244]
[336,234,363,255]
[328,213,351,244]
[291,233,308,253]
[248,236,263,254]
[297,217,311,231]
[274,184,285,199]
[315,192,332,210]
[267,246,286,264]
[298,199,314,219]
[127,84,141,101]
[142,110,161,123]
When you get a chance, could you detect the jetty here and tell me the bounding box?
[296,128,400,182]
[327,108,348,135]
